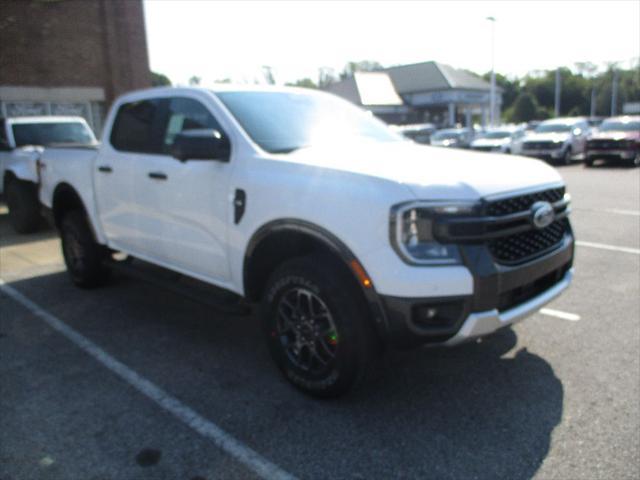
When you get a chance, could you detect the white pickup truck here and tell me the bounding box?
[39,86,575,397]
[0,116,97,232]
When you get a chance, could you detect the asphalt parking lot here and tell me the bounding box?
[1,163,639,480]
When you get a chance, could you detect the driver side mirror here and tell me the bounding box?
[572,128,582,136]
[170,129,230,162]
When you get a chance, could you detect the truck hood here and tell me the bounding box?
[280,141,563,200]
[523,132,571,143]
[589,130,640,141]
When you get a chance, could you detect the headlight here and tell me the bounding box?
[390,202,476,265]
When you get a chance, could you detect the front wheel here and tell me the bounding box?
[560,148,572,165]
[5,179,41,234]
[60,210,110,288]
[261,254,378,398]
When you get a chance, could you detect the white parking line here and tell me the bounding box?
[0,279,296,480]
[603,209,640,217]
[576,240,640,255]
[575,208,640,217]
[539,308,581,321]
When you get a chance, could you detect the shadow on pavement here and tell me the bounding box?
[4,270,563,480]
[0,204,57,248]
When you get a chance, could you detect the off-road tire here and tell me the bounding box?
[59,210,110,288]
[261,254,378,398]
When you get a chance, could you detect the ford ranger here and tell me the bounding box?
[0,116,97,232]
[39,86,574,397]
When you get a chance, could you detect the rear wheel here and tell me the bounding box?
[5,179,41,234]
[630,152,640,168]
[261,254,378,398]
[585,156,595,167]
[59,210,110,288]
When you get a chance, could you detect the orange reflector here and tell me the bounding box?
[350,260,373,289]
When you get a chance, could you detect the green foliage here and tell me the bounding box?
[151,71,171,87]
[506,92,539,122]
[341,60,384,79]
[286,78,318,89]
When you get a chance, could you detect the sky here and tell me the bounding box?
[143,0,640,86]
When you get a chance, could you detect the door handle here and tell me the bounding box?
[98,165,112,173]
[148,171,168,181]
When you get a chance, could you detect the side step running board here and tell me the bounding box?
[108,257,252,316]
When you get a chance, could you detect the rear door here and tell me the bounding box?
[94,97,167,254]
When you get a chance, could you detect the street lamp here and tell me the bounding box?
[486,16,496,127]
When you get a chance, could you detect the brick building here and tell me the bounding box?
[0,0,151,135]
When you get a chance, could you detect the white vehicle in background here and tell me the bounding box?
[429,128,474,149]
[390,123,436,144]
[520,117,590,165]
[470,125,526,154]
[0,116,97,233]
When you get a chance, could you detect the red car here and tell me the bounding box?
[585,116,640,167]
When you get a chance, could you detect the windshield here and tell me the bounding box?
[480,130,512,139]
[534,123,573,133]
[12,122,95,147]
[598,120,640,132]
[431,130,463,141]
[216,90,401,153]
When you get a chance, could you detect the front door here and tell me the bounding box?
[132,96,234,284]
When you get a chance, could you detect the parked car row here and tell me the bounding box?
[392,115,639,167]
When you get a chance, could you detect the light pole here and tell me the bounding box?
[486,16,496,127]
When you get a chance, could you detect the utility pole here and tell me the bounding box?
[611,69,619,116]
[554,68,561,117]
[486,16,496,127]
[590,87,596,117]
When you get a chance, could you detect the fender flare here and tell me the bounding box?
[244,218,389,334]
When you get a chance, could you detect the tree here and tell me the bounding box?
[151,71,171,87]
[286,78,317,89]
[340,60,384,79]
[507,92,541,122]
[189,76,201,86]
[482,72,519,111]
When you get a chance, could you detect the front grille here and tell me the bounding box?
[587,139,624,150]
[486,186,565,216]
[523,141,558,150]
[488,218,568,265]
[472,146,494,152]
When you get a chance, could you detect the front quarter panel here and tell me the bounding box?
[228,155,416,295]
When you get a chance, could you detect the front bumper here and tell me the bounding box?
[586,149,636,160]
[521,148,565,160]
[379,232,574,348]
[444,268,573,346]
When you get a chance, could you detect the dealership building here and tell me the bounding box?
[326,61,502,127]
[0,0,151,136]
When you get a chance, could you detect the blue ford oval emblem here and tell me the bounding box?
[531,201,554,229]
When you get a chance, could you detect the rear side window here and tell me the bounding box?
[12,122,95,147]
[162,97,224,152]
[110,99,166,153]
